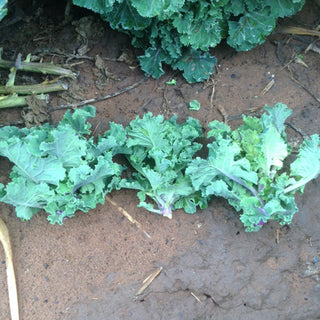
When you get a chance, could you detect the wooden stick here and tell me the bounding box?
[0,218,19,320]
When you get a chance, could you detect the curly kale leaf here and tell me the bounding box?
[227,10,276,51]
[0,0,7,22]
[0,178,54,220]
[172,1,227,51]
[72,0,116,15]
[132,0,185,19]
[284,134,320,194]
[172,49,216,83]
[139,47,172,79]
[102,0,152,31]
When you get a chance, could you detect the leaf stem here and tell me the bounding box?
[0,82,68,95]
[215,166,265,208]
[0,49,76,79]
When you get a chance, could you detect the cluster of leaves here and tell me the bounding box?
[120,112,208,218]
[187,103,320,231]
[0,104,319,232]
[72,0,305,83]
[0,106,126,224]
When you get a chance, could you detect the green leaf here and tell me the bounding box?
[223,0,246,16]
[188,139,258,191]
[132,0,185,18]
[189,103,313,231]
[149,22,183,59]
[262,103,292,135]
[126,112,167,150]
[59,105,95,134]
[267,0,305,17]
[189,100,201,111]
[0,125,29,140]
[40,126,88,168]
[90,122,127,157]
[172,49,216,83]
[166,79,176,85]
[259,127,288,176]
[0,138,65,185]
[0,0,8,22]
[284,134,320,193]
[207,120,232,140]
[72,0,115,15]
[227,10,276,51]
[174,192,208,214]
[139,47,172,79]
[70,154,122,194]
[0,177,54,220]
[173,3,225,51]
[73,0,305,82]
[102,0,152,31]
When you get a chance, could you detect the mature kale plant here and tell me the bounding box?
[72,0,305,82]
[187,103,320,231]
[0,106,126,224]
[120,112,208,218]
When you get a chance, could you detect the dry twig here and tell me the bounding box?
[51,76,148,111]
[287,69,320,104]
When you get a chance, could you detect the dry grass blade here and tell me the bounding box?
[191,291,202,303]
[278,26,320,38]
[294,56,308,68]
[305,42,320,55]
[105,195,151,239]
[135,267,163,296]
[261,78,275,95]
[288,72,320,104]
[276,228,280,244]
[217,104,229,124]
[0,218,19,320]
